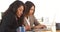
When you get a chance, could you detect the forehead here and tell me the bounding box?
[18,6,24,9]
[31,6,34,9]
[21,5,24,7]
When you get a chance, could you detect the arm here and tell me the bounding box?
[34,16,40,26]
[32,16,46,29]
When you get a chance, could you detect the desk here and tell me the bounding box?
[41,30,52,32]
[26,29,52,32]
[26,30,52,32]
[56,30,60,32]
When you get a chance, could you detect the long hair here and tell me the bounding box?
[4,1,25,16]
[24,1,35,16]
[2,0,25,26]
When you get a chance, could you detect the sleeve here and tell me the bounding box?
[0,14,16,32]
[34,16,40,26]
[23,18,28,26]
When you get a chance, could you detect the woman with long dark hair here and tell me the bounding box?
[0,0,25,32]
[24,1,46,31]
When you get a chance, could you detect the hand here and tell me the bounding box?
[39,25,46,29]
[25,25,31,30]
[34,25,46,29]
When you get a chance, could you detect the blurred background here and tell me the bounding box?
[0,0,60,32]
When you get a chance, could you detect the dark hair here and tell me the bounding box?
[2,1,25,26]
[24,1,35,16]
[3,0,25,16]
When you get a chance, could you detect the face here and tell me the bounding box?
[29,6,34,15]
[16,5,24,18]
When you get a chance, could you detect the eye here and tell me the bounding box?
[19,9,21,11]
[30,9,34,11]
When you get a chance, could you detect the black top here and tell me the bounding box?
[0,13,21,32]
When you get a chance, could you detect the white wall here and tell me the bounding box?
[0,0,60,23]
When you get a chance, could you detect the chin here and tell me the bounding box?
[18,16,20,18]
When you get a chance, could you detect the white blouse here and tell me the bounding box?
[25,17,30,26]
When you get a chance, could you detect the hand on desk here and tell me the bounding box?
[25,25,46,30]
[34,25,46,29]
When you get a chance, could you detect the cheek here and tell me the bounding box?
[30,10,34,14]
[19,11,22,15]
[17,10,21,15]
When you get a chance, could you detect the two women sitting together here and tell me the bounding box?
[0,0,46,32]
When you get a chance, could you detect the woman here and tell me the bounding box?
[24,1,46,31]
[0,0,25,32]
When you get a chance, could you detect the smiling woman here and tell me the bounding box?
[0,0,15,19]
[0,0,25,32]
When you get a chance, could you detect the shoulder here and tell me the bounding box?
[3,13,15,19]
[1,13,16,23]
[29,15,35,19]
[1,13,16,25]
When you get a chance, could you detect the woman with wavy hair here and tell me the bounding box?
[24,1,46,31]
[0,0,25,32]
